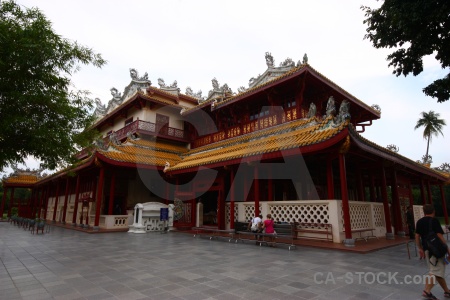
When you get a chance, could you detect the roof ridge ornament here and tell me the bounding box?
[334,100,351,125]
[386,144,399,152]
[324,96,336,119]
[8,163,45,178]
[307,102,317,118]
[157,78,180,95]
[185,86,203,102]
[265,52,274,68]
[130,68,151,83]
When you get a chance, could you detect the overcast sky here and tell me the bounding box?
[3,0,449,176]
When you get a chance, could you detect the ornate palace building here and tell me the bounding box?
[2,53,449,245]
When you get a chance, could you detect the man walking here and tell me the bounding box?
[415,204,450,299]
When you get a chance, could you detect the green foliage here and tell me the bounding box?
[362,0,450,103]
[0,1,106,171]
[414,111,446,160]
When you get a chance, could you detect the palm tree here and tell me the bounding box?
[414,111,446,162]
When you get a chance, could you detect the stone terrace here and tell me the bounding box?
[0,222,445,300]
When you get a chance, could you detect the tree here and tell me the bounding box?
[414,111,446,162]
[0,1,106,171]
[362,1,450,103]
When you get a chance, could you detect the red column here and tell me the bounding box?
[165,182,169,205]
[254,166,260,217]
[43,186,50,220]
[356,168,365,202]
[326,158,334,199]
[0,186,7,219]
[72,175,81,225]
[268,168,273,202]
[426,180,433,205]
[108,172,115,215]
[419,179,427,204]
[8,188,15,217]
[380,165,393,236]
[339,154,352,240]
[94,168,105,227]
[369,173,376,202]
[38,186,45,219]
[52,181,60,222]
[438,185,449,225]
[218,186,225,230]
[230,170,235,229]
[391,169,403,234]
[62,178,70,223]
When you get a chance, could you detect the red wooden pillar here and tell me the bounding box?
[440,185,448,225]
[326,158,334,199]
[419,179,427,205]
[218,182,225,230]
[369,173,376,202]
[230,170,235,229]
[0,186,7,219]
[8,187,15,217]
[62,177,70,223]
[94,168,105,228]
[408,182,414,208]
[52,181,60,222]
[339,154,353,243]
[38,186,45,219]
[43,185,50,220]
[165,182,169,205]
[72,175,81,225]
[254,166,260,217]
[268,167,273,202]
[380,165,394,238]
[108,172,115,215]
[391,169,403,234]
[356,168,365,202]
[426,180,433,205]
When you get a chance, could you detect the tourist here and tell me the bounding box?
[248,214,263,244]
[415,204,450,300]
[262,214,276,245]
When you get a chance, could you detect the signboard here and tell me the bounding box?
[160,208,168,221]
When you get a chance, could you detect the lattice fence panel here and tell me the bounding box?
[269,204,330,224]
[342,204,370,230]
[373,205,385,227]
[225,204,239,225]
[244,205,262,222]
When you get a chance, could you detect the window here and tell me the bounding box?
[124,117,133,126]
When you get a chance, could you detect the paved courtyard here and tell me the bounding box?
[0,222,447,300]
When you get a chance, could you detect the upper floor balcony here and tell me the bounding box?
[112,119,188,142]
[76,119,188,159]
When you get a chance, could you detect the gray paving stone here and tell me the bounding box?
[2,222,450,300]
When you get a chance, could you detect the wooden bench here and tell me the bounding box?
[346,228,377,242]
[294,222,333,242]
[236,222,297,250]
[192,227,236,242]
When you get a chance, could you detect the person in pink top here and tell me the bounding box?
[263,214,275,233]
[262,214,276,246]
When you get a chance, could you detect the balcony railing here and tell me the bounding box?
[113,120,187,142]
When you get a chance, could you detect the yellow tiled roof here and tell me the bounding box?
[3,174,39,185]
[168,116,347,171]
[98,139,184,167]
